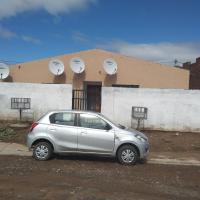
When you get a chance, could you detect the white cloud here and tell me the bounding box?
[72,31,89,43]
[0,25,16,38]
[99,41,200,65]
[0,24,41,44]
[0,0,97,19]
[21,35,41,44]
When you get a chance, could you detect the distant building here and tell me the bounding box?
[182,57,200,89]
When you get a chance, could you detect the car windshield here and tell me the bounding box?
[99,113,126,129]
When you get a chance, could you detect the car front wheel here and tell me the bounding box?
[117,145,139,165]
[33,142,53,161]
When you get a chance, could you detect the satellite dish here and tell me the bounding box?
[0,63,9,80]
[49,59,64,76]
[70,57,85,73]
[103,58,117,75]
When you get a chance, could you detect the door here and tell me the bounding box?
[77,113,115,154]
[48,112,78,152]
[87,84,101,112]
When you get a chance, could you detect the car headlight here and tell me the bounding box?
[135,134,146,142]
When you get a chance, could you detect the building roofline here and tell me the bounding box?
[10,48,188,72]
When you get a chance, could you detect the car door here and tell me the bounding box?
[77,113,115,154]
[48,112,78,152]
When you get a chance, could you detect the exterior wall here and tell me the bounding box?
[7,49,189,89]
[0,82,72,121]
[101,87,200,132]
[183,57,200,89]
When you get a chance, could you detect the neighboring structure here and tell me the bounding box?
[182,57,200,89]
[3,49,189,112]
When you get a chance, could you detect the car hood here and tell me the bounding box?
[116,127,148,140]
[127,128,148,139]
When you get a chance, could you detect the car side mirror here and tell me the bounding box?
[105,124,112,131]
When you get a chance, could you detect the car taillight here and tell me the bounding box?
[29,122,38,132]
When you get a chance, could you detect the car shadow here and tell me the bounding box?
[52,154,147,165]
[52,153,117,164]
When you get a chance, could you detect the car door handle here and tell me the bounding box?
[49,128,56,132]
[81,131,87,135]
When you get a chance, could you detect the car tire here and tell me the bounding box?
[117,145,139,165]
[33,142,53,161]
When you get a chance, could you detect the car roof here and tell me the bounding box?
[46,110,100,115]
[38,110,103,123]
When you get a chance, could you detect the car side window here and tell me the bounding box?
[49,112,75,126]
[79,113,110,130]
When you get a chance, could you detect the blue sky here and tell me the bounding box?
[0,0,200,66]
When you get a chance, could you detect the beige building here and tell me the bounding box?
[9,49,189,88]
[6,49,189,111]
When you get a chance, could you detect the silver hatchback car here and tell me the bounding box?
[27,110,149,165]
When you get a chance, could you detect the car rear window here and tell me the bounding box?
[49,112,75,126]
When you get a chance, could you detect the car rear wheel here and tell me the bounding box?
[117,145,139,165]
[33,142,53,161]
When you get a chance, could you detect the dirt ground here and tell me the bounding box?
[144,130,200,153]
[0,122,29,144]
[0,156,199,200]
[0,123,200,200]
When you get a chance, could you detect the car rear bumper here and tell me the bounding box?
[26,133,34,149]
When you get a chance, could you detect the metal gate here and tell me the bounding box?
[72,87,101,112]
[72,90,87,110]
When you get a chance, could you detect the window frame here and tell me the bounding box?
[112,84,139,88]
[77,113,112,131]
[49,112,78,127]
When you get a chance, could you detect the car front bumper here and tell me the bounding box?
[139,141,150,159]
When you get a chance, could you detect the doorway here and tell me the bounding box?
[72,82,102,112]
[85,82,102,112]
